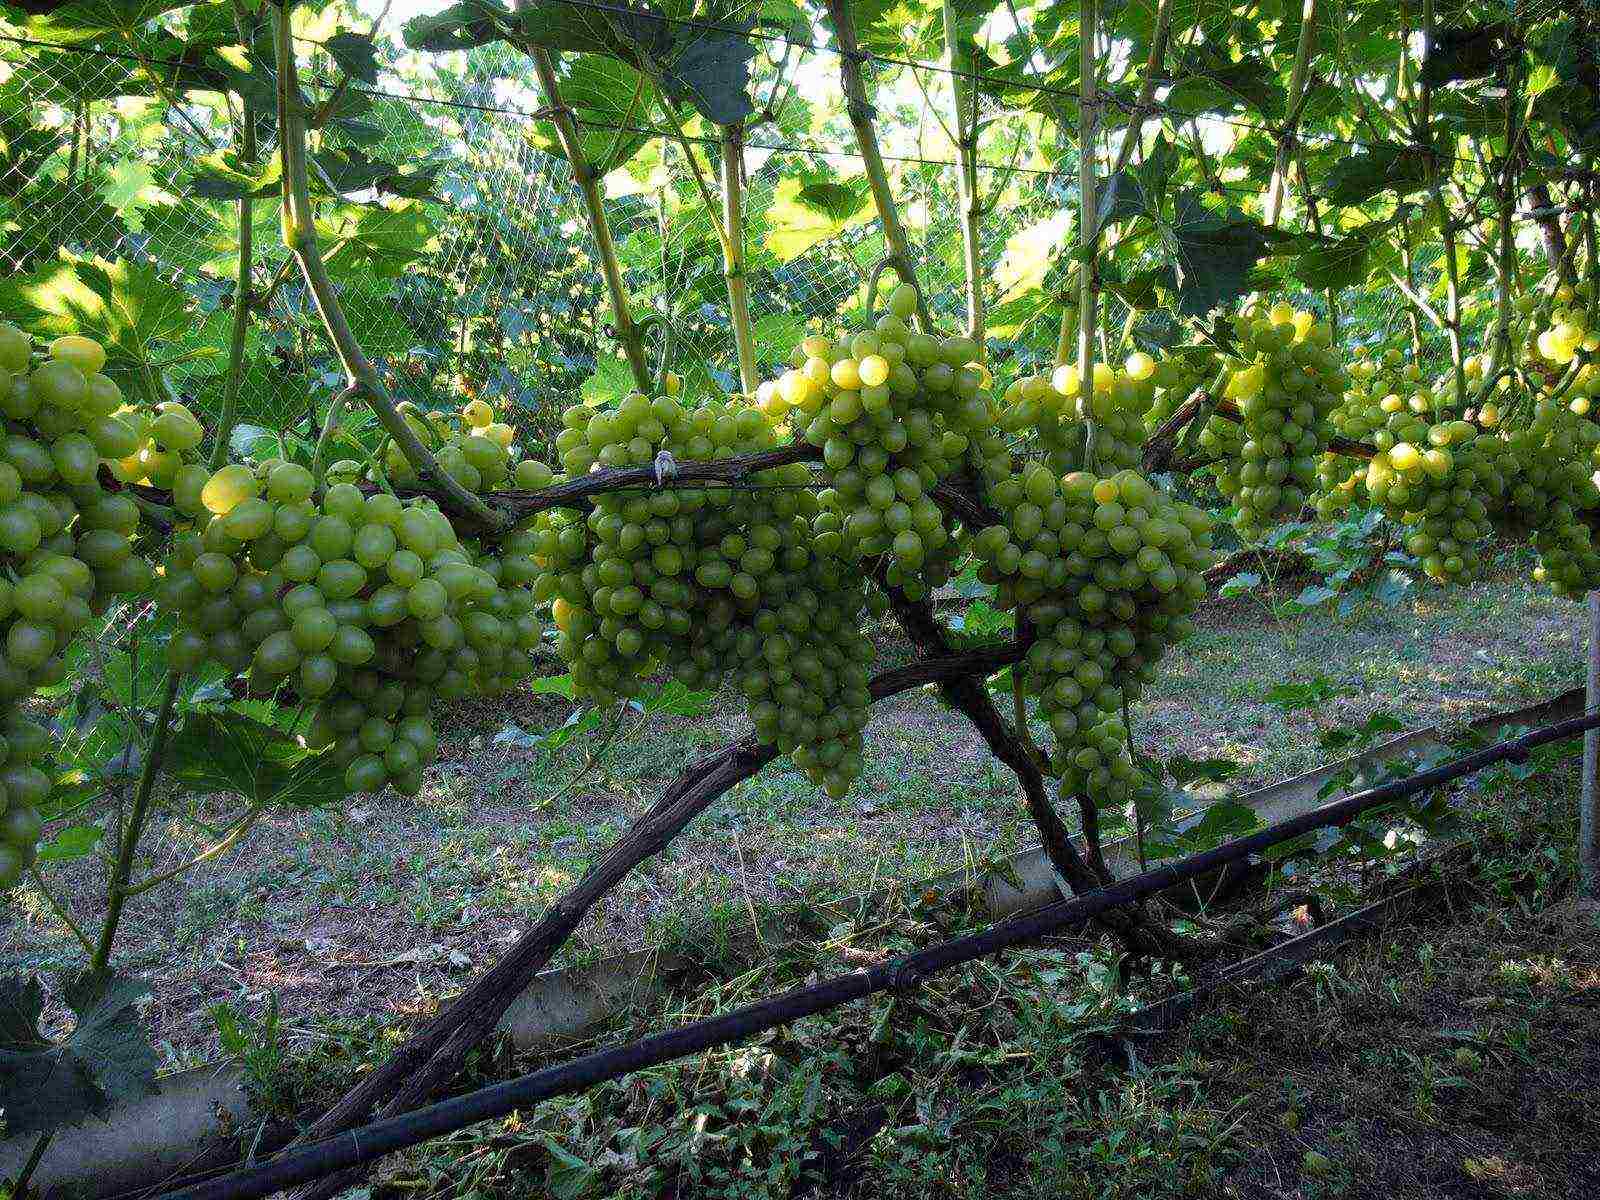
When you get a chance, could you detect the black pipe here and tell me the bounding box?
[154,708,1600,1200]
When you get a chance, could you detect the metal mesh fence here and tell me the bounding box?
[0,27,1077,456]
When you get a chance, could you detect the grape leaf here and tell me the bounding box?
[321,203,438,280]
[1216,571,1261,598]
[1322,142,1432,208]
[0,254,195,402]
[1420,24,1506,87]
[324,30,380,85]
[164,709,348,809]
[1167,191,1288,317]
[0,972,157,1137]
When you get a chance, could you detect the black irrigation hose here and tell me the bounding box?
[155,707,1600,1200]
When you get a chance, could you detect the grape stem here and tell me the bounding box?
[28,864,95,958]
[271,3,505,529]
[123,798,271,897]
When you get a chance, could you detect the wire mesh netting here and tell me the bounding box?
[0,27,1083,454]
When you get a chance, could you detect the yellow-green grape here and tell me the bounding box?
[0,327,159,889]
[154,454,546,803]
[1207,302,1343,537]
[971,465,1213,805]
[999,358,1148,479]
[763,300,988,602]
[1363,415,1495,582]
[1142,346,1217,433]
[536,379,874,800]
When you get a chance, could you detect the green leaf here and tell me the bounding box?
[0,972,158,1137]
[528,674,576,699]
[324,30,380,85]
[310,148,442,200]
[0,255,195,403]
[37,823,104,862]
[657,23,757,126]
[526,57,654,177]
[165,709,348,808]
[1322,142,1431,208]
[1216,570,1261,598]
[1167,192,1287,317]
[1097,170,1150,225]
[1289,231,1378,291]
[763,174,873,262]
[1165,755,1241,786]
[1261,676,1348,712]
[1420,24,1505,87]
[581,354,639,406]
[792,179,870,223]
[1165,47,1283,119]
[188,151,282,201]
[321,203,438,280]
[14,0,201,45]
[638,680,712,715]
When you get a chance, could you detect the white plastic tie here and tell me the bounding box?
[653,450,680,486]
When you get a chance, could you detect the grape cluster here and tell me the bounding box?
[1533,284,1597,369]
[0,324,156,888]
[158,462,543,799]
[970,466,1212,806]
[374,398,521,494]
[1206,304,1343,536]
[1142,346,1218,433]
[1000,357,1150,477]
[1362,417,1495,582]
[1498,401,1600,596]
[533,388,874,797]
[757,282,989,600]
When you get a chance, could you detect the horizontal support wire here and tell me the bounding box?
[151,706,1600,1200]
[0,23,1509,175]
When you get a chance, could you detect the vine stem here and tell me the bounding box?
[1418,0,1467,409]
[826,0,931,329]
[523,42,652,392]
[10,1131,52,1200]
[1488,36,1525,386]
[89,673,179,980]
[720,124,760,394]
[272,4,504,528]
[1076,0,1100,471]
[1263,0,1318,228]
[943,0,985,342]
[211,86,257,471]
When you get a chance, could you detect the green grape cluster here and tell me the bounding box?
[969,466,1212,806]
[534,389,873,798]
[1500,400,1600,596]
[157,466,543,799]
[1142,346,1218,433]
[0,324,156,889]
[999,357,1150,477]
[361,397,532,494]
[1206,303,1344,537]
[1361,417,1496,582]
[758,282,990,600]
[1330,345,1417,442]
